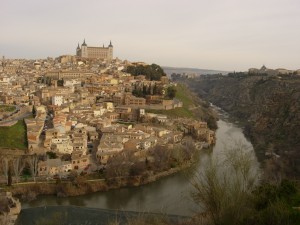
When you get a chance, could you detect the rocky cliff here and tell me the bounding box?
[186,74,300,178]
[0,192,21,225]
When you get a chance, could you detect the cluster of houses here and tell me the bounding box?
[248,65,300,76]
[0,56,214,178]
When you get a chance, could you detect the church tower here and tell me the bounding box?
[76,43,81,57]
[108,40,113,61]
[81,39,88,58]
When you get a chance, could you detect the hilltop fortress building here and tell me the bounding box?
[76,39,113,61]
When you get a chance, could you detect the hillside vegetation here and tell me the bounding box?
[125,64,166,81]
[147,84,217,129]
[0,105,16,112]
[0,120,27,150]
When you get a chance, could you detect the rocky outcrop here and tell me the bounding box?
[187,75,300,178]
[0,192,21,225]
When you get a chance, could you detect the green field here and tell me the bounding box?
[0,120,27,150]
[174,84,194,108]
[0,105,16,113]
[147,107,194,118]
[147,84,195,118]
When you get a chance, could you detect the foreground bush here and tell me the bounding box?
[191,146,300,225]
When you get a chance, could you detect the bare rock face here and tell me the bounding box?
[0,192,21,225]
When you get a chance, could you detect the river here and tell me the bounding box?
[22,112,258,218]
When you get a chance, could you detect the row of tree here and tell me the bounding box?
[132,83,177,100]
[132,82,164,97]
[0,154,38,186]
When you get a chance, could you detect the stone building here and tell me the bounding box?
[76,39,113,61]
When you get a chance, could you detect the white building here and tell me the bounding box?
[52,95,64,106]
[51,136,73,154]
[64,79,81,87]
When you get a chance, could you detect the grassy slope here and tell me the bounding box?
[0,105,16,112]
[0,120,27,149]
[147,84,195,118]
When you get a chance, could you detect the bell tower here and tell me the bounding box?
[81,39,88,58]
[76,43,81,56]
[1,56,6,68]
[108,40,113,61]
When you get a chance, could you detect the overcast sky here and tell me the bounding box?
[1,0,300,71]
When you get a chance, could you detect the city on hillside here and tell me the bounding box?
[0,40,215,193]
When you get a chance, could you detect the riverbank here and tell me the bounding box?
[0,192,21,225]
[7,157,197,202]
[20,117,252,217]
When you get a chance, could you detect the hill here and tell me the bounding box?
[162,66,229,76]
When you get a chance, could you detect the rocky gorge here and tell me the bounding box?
[184,74,300,179]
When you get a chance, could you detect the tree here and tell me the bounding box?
[153,83,158,95]
[12,156,25,183]
[191,145,259,225]
[181,137,196,160]
[125,64,166,81]
[28,154,39,182]
[149,83,153,95]
[46,151,58,159]
[32,106,36,117]
[142,84,147,96]
[166,86,177,99]
[129,161,147,176]
[1,157,9,185]
[250,180,300,225]
[7,168,12,186]
[105,152,132,179]
[151,145,172,171]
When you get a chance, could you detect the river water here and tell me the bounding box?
[22,113,257,217]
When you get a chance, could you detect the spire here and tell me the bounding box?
[103,44,104,48]
[109,40,113,47]
[2,56,6,68]
[82,39,87,46]
[261,65,267,70]
[77,43,80,50]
